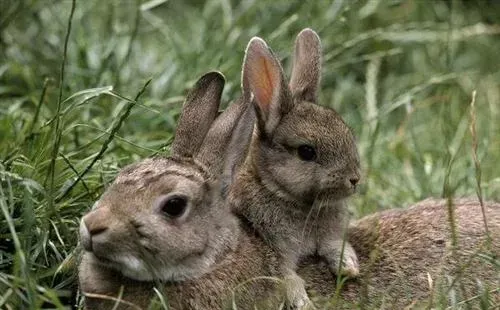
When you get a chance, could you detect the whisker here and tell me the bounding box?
[301,205,316,242]
[301,192,322,242]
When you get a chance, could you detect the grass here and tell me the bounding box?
[0,0,499,308]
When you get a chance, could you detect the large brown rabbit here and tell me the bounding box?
[78,72,284,310]
[227,29,361,308]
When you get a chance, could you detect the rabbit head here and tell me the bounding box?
[79,72,245,283]
[241,29,360,205]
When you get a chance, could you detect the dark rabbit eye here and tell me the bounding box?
[160,196,188,218]
[297,145,316,161]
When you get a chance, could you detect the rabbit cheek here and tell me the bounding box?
[317,174,345,199]
[264,157,318,201]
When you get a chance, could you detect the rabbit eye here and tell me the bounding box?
[160,196,188,218]
[297,145,316,161]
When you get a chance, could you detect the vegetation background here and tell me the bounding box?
[0,0,499,308]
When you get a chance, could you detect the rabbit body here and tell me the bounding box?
[78,72,283,310]
[227,29,361,308]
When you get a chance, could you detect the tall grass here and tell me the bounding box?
[0,0,499,308]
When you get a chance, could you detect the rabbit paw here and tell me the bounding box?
[284,274,316,309]
[339,249,359,277]
[329,243,359,278]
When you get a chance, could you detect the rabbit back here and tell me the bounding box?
[299,198,500,308]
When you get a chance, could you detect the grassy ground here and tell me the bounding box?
[1,0,499,308]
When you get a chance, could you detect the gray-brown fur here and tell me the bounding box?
[289,28,322,103]
[300,198,500,308]
[170,72,224,158]
[196,97,247,178]
[228,28,361,308]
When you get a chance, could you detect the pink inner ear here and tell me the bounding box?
[253,58,277,113]
[246,46,280,115]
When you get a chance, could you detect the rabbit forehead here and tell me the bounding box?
[113,158,206,188]
[98,158,209,210]
[276,103,356,151]
[108,173,205,202]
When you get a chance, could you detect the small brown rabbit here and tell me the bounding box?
[228,28,361,308]
[301,198,500,308]
[77,71,284,310]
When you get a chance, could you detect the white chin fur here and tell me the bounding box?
[117,255,153,281]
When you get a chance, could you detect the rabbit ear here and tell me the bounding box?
[289,28,321,103]
[242,37,292,136]
[195,98,248,177]
[170,72,225,158]
[220,102,256,198]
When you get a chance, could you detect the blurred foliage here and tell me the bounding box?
[0,0,499,308]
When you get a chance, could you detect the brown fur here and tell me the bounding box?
[301,198,500,308]
[289,28,321,102]
[79,229,283,310]
[170,72,223,158]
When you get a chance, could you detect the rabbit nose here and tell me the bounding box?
[84,212,109,236]
[87,222,108,236]
[80,209,109,251]
[348,168,361,187]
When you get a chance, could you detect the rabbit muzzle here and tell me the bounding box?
[79,207,115,256]
[318,168,361,199]
[80,210,108,253]
[79,208,155,280]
